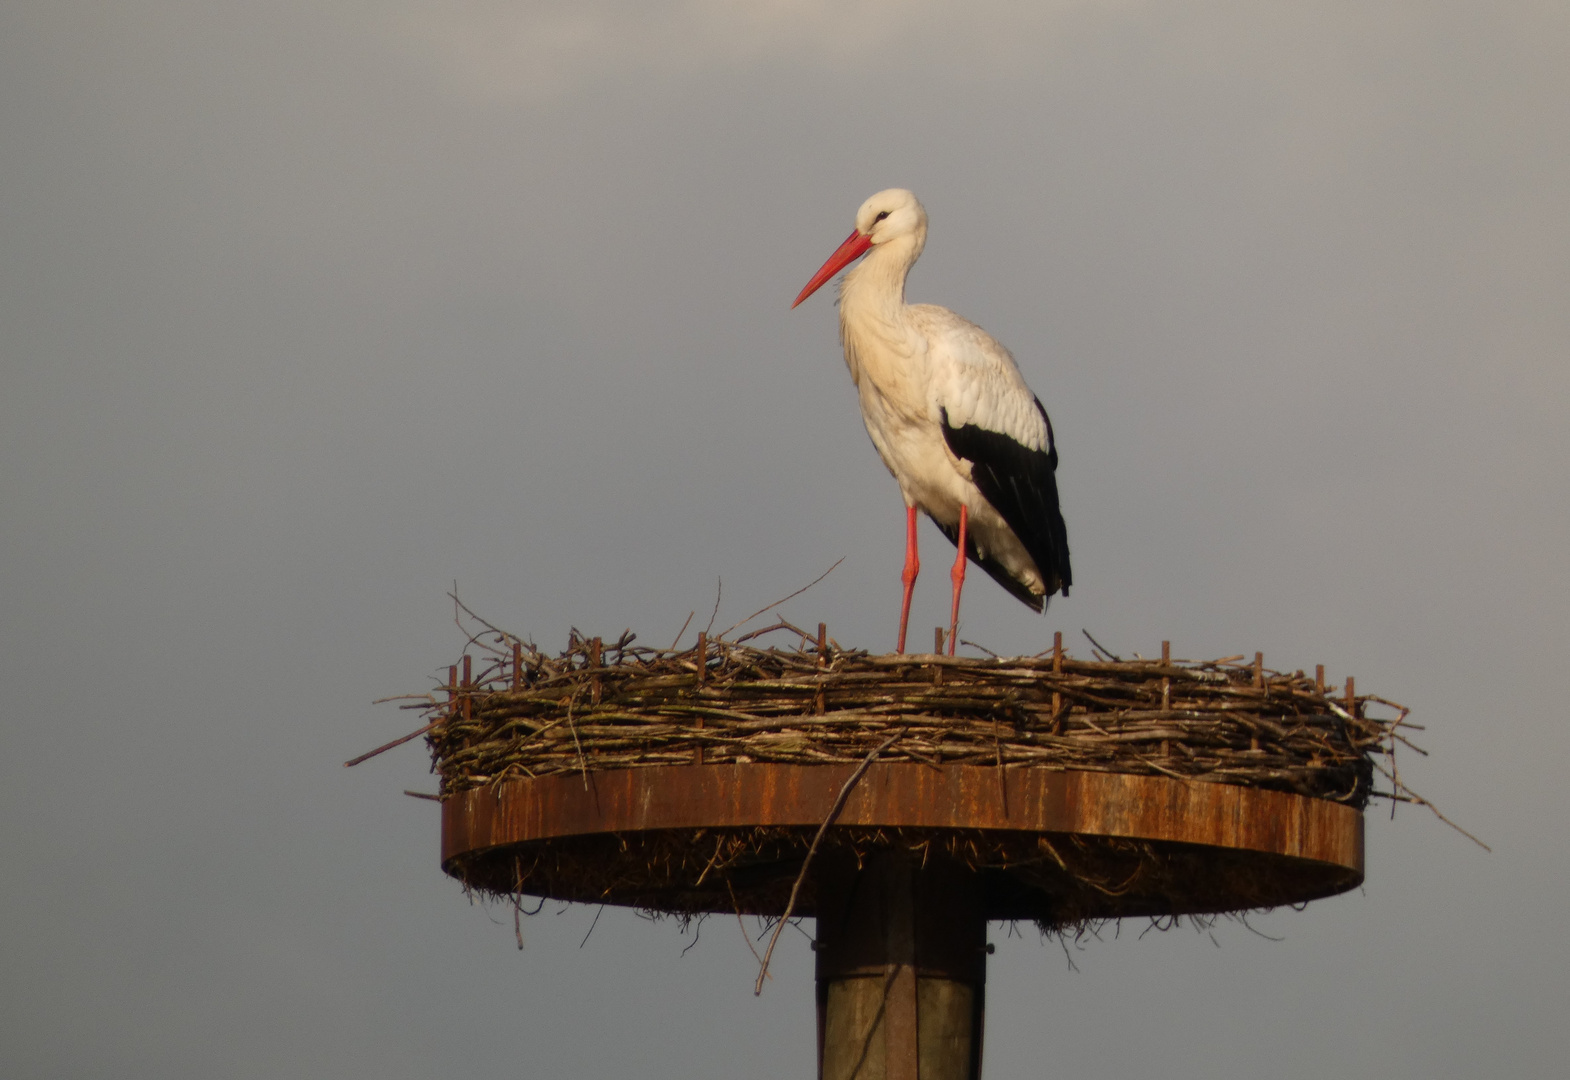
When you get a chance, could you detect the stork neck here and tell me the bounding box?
[838,234,920,331]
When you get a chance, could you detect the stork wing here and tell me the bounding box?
[939,401,1071,603]
[914,305,1072,603]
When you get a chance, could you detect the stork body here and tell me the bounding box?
[793,189,1070,653]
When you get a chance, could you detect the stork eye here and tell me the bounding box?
[874,210,890,222]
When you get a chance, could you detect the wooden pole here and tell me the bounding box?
[815,851,986,1080]
[816,624,827,715]
[1051,631,1063,734]
[461,656,472,723]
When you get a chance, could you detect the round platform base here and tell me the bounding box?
[440,763,1363,923]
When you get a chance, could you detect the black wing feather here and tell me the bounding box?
[938,400,1071,611]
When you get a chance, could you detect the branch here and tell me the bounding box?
[721,558,844,640]
[344,718,443,768]
[754,730,900,995]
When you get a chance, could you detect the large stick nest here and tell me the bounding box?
[414,625,1406,808]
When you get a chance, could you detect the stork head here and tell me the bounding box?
[792,188,928,308]
[854,188,927,246]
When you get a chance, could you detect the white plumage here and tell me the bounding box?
[793,189,1070,654]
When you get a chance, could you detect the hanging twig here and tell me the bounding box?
[727,881,770,975]
[579,904,606,949]
[754,730,901,995]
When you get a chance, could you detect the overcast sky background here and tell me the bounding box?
[3,3,1567,1077]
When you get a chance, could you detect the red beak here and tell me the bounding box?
[792,229,873,308]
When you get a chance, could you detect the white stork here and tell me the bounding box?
[792,189,1070,655]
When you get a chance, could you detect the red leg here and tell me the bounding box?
[896,506,920,654]
[947,505,968,656]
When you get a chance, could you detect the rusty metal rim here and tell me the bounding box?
[442,763,1363,875]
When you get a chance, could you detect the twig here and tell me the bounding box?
[403,790,441,801]
[694,834,726,886]
[994,720,1008,815]
[344,718,443,767]
[720,558,844,640]
[754,730,900,995]
[565,686,589,790]
[450,586,520,657]
[734,618,815,645]
[961,638,1001,659]
[514,860,526,949]
[680,913,707,957]
[668,611,696,652]
[704,578,723,637]
[1369,759,1490,851]
[727,881,770,975]
[1082,629,1122,662]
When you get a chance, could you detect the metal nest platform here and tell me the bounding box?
[366,612,1420,926]
[441,763,1363,925]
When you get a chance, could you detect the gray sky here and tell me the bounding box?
[3,2,1567,1077]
